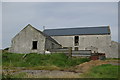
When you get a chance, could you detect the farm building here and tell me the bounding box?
[9,24,62,53]
[9,24,118,58]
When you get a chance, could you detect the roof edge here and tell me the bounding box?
[44,26,109,31]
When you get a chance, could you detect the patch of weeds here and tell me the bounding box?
[81,64,119,78]
[2,52,90,68]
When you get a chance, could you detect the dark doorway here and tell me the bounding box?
[32,41,37,49]
[74,36,79,46]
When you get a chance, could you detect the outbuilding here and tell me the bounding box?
[9,24,61,53]
[43,26,118,58]
[9,24,119,58]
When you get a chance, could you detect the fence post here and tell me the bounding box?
[68,47,72,58]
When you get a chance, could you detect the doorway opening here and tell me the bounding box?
[32,41,37,49]
[74,36,79,46]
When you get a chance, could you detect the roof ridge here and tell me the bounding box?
[44,26,109,31]
[43,26,110,36]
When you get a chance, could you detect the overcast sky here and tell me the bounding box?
[0,2,2,49]
[2,2,118,49]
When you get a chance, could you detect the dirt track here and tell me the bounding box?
[67,60,119,73]
[3,60,119,78]
[18,70,81,78]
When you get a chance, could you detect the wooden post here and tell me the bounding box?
[68,47,72,58]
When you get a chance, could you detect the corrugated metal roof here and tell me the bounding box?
[43,26,110,36]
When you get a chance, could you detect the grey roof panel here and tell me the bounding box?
[43,26,110,36]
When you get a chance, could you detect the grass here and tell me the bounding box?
[2,52,90,69]
[2,52,119,78]
[81,64,119,78]
[106,58,120,60]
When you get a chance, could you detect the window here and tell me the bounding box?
[74,36,79,46]
[32,41,37,49]
[74,47,78,51]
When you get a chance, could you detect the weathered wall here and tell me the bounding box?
[9,26,46,53]
[78,35,111,56]
[45,38,62,51]
[52,35,117,58]
[51,36,74,47]
[108,41,119,58]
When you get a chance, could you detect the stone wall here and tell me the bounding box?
[45,38,62,51]
[108,41,119,58]
[51,36,74,48]
[51,35,118,58]
[9,26,46,53]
